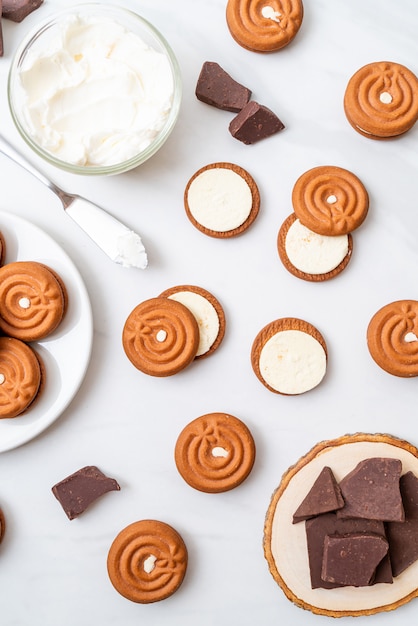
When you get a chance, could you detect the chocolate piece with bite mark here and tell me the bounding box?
[52,466,120,520]
[337,457,404,522]
[195,61,251,112]
[321,533,389,587]
[2,0,43,23]
[293,466,344,523]
[386,471,418,576]
[229,101,285,144]
[305,513,393,589]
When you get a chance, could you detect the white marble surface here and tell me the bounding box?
[0,0,418,624]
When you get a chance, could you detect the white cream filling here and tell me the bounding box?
[380,91,393,104]
[143,554,157,574]
[268,441,418,612]
[285,219,349,275]
[187,168,253,232]
[212,446,228,458]
[261,6,281,22]
[18,297,31,309]
[259,329,326,395]
[17,14,174,166]
[168,291,219,356]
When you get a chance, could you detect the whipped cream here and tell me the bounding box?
[17,13,174,166]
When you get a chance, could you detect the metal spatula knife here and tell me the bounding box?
[0,134,148,269]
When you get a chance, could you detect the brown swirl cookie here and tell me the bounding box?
[251,318,327,395]
[184,162,260,238]
[277,213,353,281]
[367,300,418,377]
[292,166,369,236]
[226,0,304,52]
[175,412,256,493]
[344,62,418,139]
[107,519,188,603]
[0,261,66,341]
[159,285,226,359]
[0,336,42,418]
[122,297,199,376]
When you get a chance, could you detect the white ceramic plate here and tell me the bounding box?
[0,210,93,452]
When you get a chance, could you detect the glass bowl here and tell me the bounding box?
[7,3,182,176]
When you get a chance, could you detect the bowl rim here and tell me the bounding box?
[7,2,182,176]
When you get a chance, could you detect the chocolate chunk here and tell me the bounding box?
[337,458,404,522]
[321,533,389,587]
[399,470,418,519]
[385,471,418,576]
[52,466,120,520]
[2,0,43,23]
[195,61,251,112]
[229,101,285,144]
[386,518,418,576]
[305,513,392,589]
[293,466,344,523]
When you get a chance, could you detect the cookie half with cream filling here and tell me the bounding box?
[159,285,225,359]
[251,317,327,395]
[277,213,353,281]
[184,162,260,238]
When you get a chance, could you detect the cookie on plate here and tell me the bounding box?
[0,336,43,418]
[264,432,418,617]
[0,261,67,341]
[122,297,199,376]
[292,166,369,236]
[277,213,353,281]
[175,412,256,493]
[344,61,418,139]
[251,317,327,395]
[159,285,225,359]
[184,162,260,238]
[107,519,188,603]
[367,300,418,377]
[226,0,304,52]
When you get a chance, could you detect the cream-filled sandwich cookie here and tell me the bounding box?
[251,318,327,395]
[122,297,199,377]
[184,162,260,238]
[160,285,225,359]
[264,432,418,617]
[278,214,353,281]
